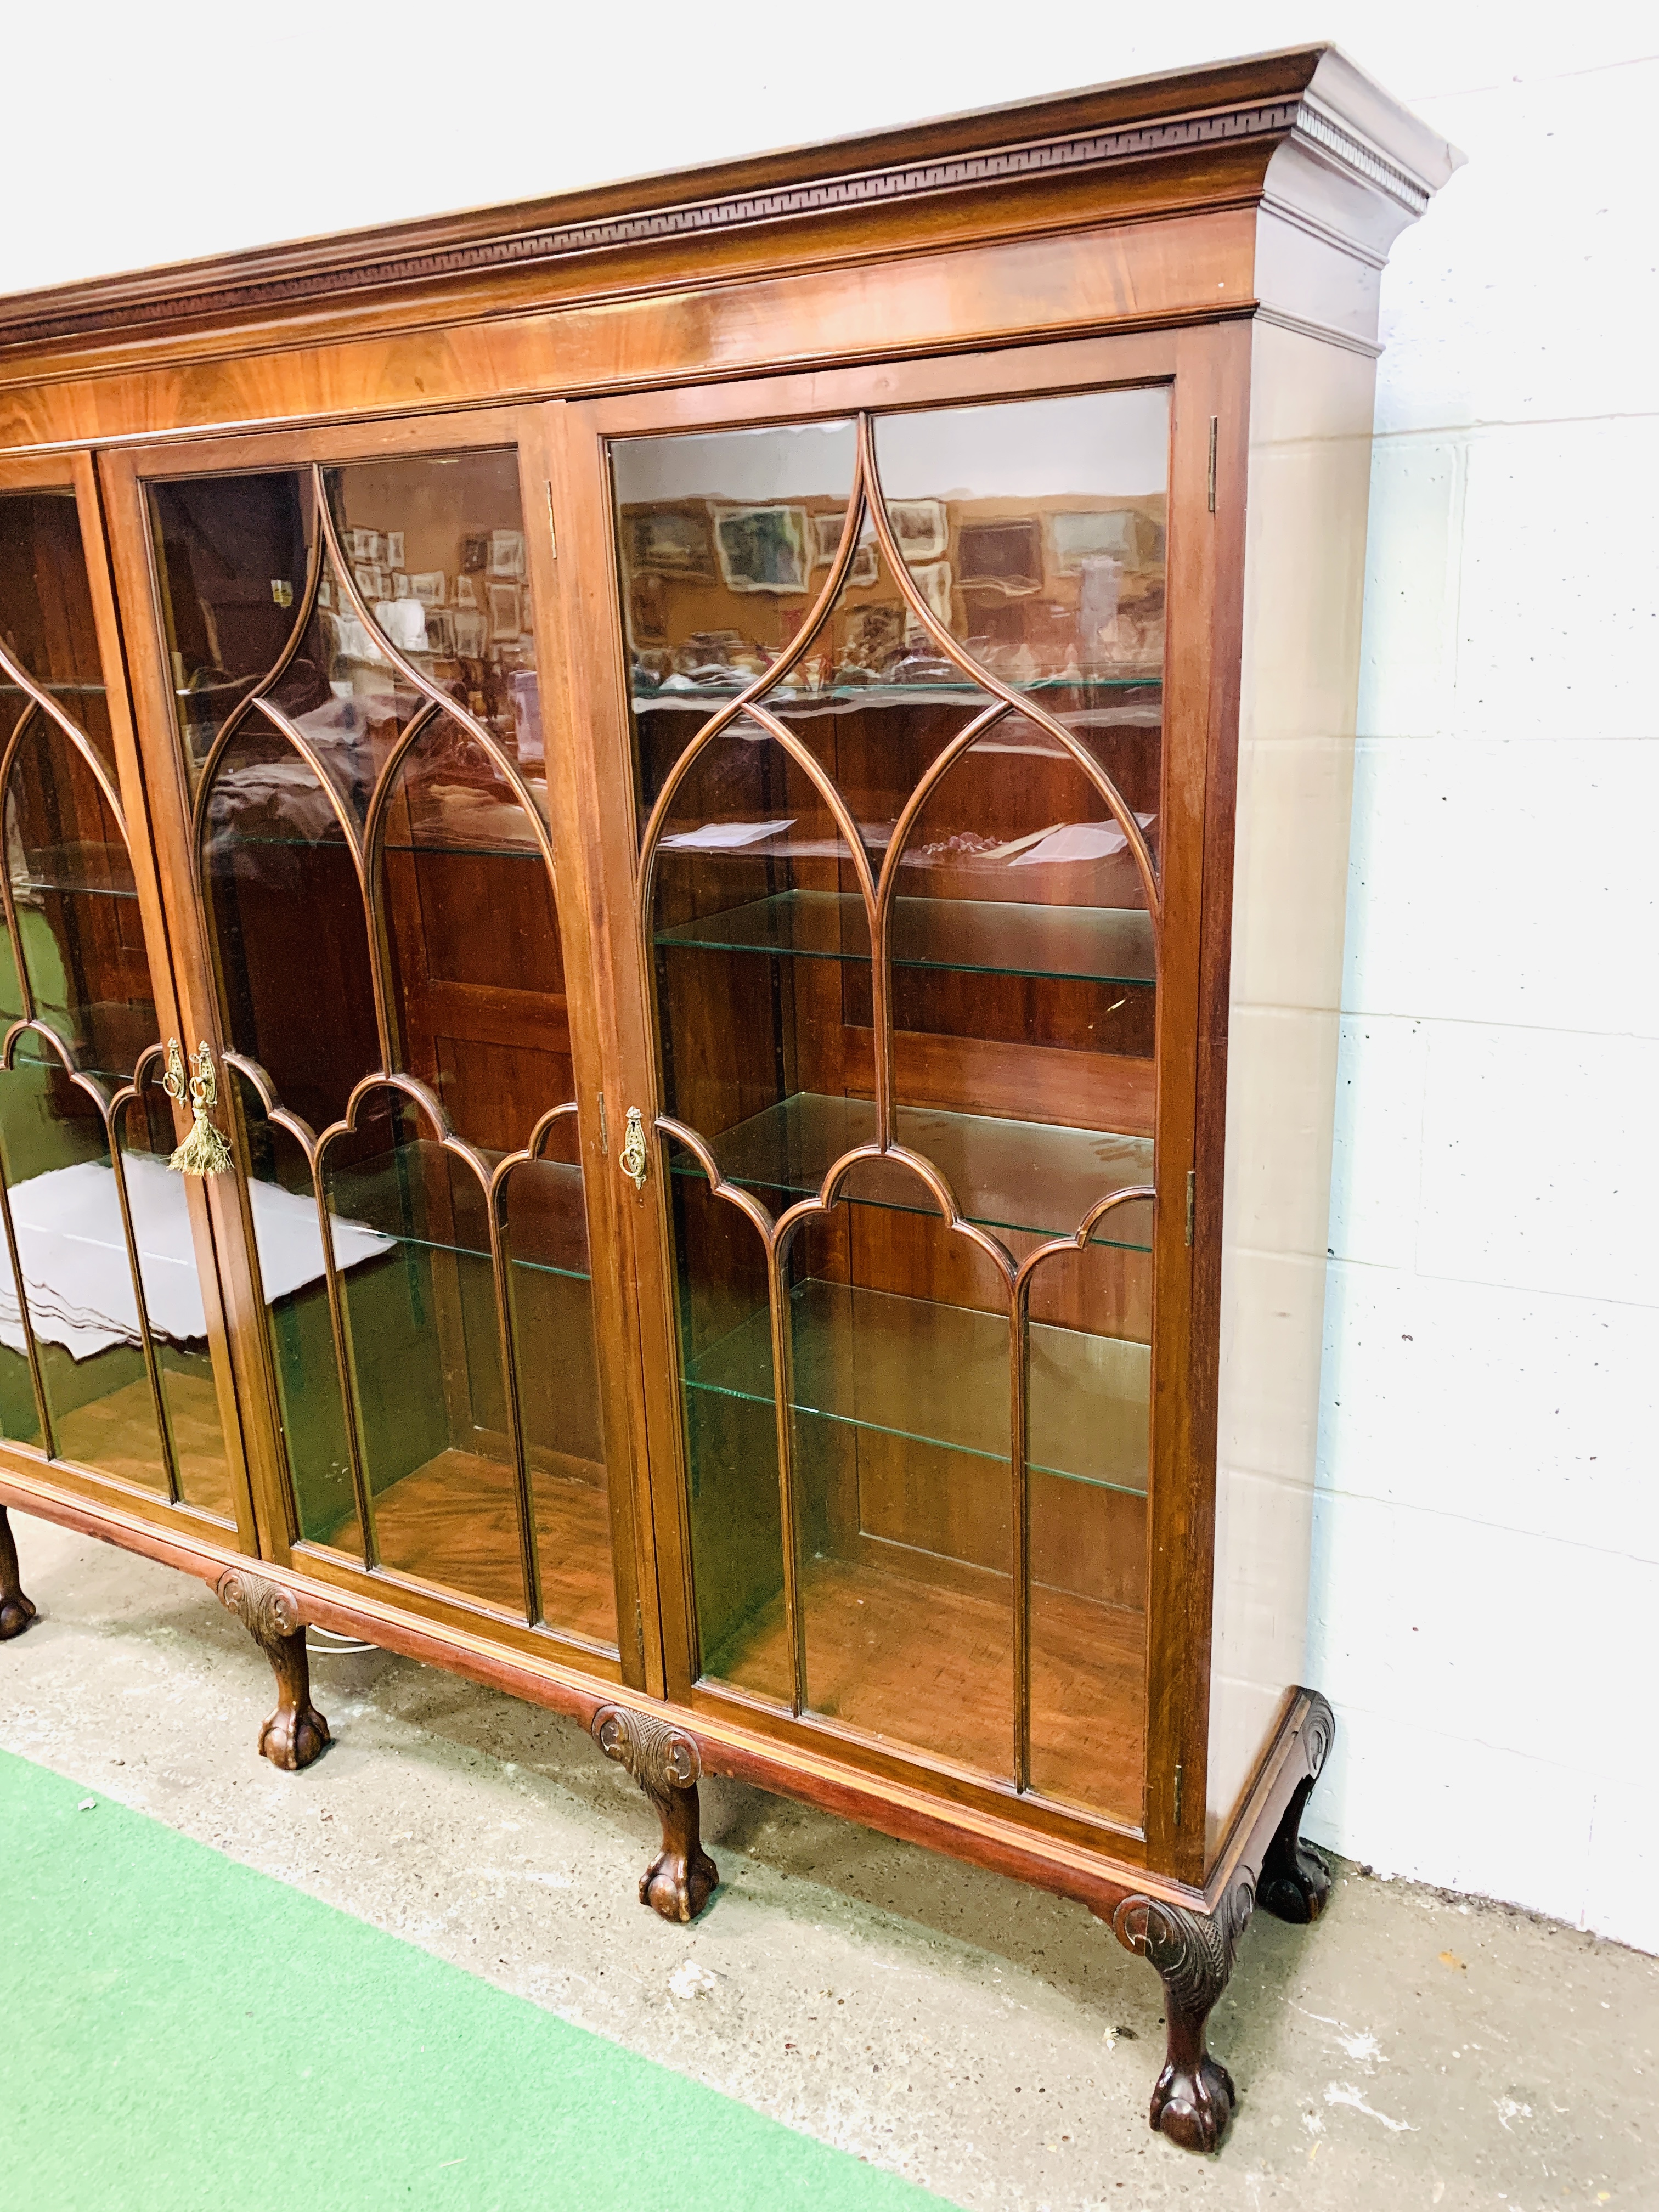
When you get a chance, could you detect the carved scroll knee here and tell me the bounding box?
[0,1506,36,1640]
[1113,1880,1254,2154]
[217,1568,329,1770]
[1260,1696,1335,1925]
[592,1703,718,1923]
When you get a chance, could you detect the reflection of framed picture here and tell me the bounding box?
[628,571,668,642]
[809,513,877,584]
[1051,508,1164,573]
[907,561,954,624]
[425,608,456,656]
[957,519,1042,594]
[489,529,526,579]
[839,603,905,674]
[384,531,405,571]
[462,532,491,574]
[488,581,522,639]
[410,571,447,607]
[349,528,383,563]
[888,499,947,563]
[453,607,487,657]
[317,577,334,609]
[624,507,715,579]
[714,505,810,595]
[453,574,477,608]
[352,563,387,601]
[392,572,414,599]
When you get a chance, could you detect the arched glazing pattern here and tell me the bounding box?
[150,453,617,1647]
[0,491,233,1511]
[614,390,1166,1816]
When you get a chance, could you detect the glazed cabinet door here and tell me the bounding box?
[0,456,255,1540]
[100,414,647,1681]
[551,332,1223,1856]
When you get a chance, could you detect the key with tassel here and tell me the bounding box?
[163,1038,234,1177]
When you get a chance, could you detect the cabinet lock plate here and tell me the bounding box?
[619,1107,649,1192]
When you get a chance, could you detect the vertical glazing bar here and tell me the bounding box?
[309,1148,380,1570]
[766,1233,806,1714]
[487,1175,543,1627]
[106,1088,183,1503]
[0,1149,55,1459]
[1010,1277,1032,1792]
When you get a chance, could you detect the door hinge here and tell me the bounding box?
[1173,1762,1184,1826]
[635,1600,646,1675]
[545,480,557,559]
[1185,1170,1195,1247]
[1207,417,1218,513]
[596,1093,608,1155]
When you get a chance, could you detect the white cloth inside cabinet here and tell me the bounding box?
[0,1154,392,1362]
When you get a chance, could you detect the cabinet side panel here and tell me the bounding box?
[1206,322,1376,1857]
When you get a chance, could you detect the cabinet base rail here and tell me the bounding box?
[0,1475,1331,2154]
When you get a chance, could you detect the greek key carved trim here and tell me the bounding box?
[0,97,1426,350]
[592,1703,702,1801]
[216,1566,302,1654]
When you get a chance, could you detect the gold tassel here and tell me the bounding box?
[163,1039,233,1177]
[169,1110,234,1178]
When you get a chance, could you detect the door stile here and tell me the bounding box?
[543,397,695,1701]
[1139,321,1248,1886]
[518,402,661,1695]
[95,443,298,1564]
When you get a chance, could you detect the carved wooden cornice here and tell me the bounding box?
[0,47,1455,356]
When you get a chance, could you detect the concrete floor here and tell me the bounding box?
[2,1515,1654,2211]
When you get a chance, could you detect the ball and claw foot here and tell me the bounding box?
[0,1508,35,1640]
[257,1689,331,1772]
[1150,2052,1237,2155]
[641,1836,719,1923]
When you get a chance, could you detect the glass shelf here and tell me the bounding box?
[685,1277,1149,1497]
[670,1092,1154,1249]
[0,683,107,698]
[11,876,139,902]
[634,675,1161,710]
[655,890,1154,988]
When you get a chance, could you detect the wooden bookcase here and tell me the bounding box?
[0,48,1457,2151]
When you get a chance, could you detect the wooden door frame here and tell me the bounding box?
[549,320,1243,1881]
[0,447,261,1551]
[96,407,652,1692]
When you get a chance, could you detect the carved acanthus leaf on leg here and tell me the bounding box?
[592,1702,718,1923]
[1114,1876,1256,2154]
[216,1568,329,1770]
[0,1506,35,1640]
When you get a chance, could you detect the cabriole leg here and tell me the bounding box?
[592,1703,718,1923]
[1113,1881,1255,2154]
[0,1505,35,1639]
[1259,1771,1333,1923]
[216,1567,329,1770]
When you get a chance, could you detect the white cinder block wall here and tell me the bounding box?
[5,0,1653,1948]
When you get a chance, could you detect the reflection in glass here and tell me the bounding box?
[0,489,120,783]
[1025,1236,1150,1822]
[0,491,232,1510]
[159,450,616,1639]
[618,382,1166,1810]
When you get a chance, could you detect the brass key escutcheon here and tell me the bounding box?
[619,1106,648,1193]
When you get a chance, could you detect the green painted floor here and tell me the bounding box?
[0,1747,947,2210]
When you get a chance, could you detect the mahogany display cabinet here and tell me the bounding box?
[0,47,1456,2153]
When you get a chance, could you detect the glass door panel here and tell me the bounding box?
[612,387,1166,1819]
[148,446,618,1646]
[0,487,235,1513]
